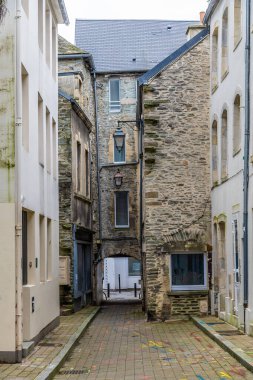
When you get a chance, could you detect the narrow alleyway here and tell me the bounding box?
[54,304,253,380]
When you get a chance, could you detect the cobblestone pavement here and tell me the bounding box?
[0,306,98,380]
[54,304,253,380]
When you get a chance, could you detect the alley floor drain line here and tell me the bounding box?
[59,368,90,375]
[217,330,244,336]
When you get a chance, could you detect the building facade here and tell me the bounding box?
[58,36,95,312]
[205,0,253,333]
[0,0,68,362]
[138,27,211,319]
[75,19,196,303]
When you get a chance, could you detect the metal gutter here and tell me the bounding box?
[203,0,219,24]
[58,0,69,25]
[58,53,95,71]
[243,0,251,332]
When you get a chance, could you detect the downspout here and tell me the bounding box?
[137,82,145,310]
[93,71,102,242]
[243,0,251,333]
[15,0,23,362]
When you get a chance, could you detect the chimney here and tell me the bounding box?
[200,11,205,24]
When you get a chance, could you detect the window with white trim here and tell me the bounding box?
[115,191,129,228]
[171,253,207,290]
[109,78,121,112]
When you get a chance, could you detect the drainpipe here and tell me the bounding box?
[243,0,251,333]
[15,0,23,362]
[139,117,145,310]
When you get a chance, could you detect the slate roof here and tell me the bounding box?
[138,27,209,86]
[75,19,198,73]
[58,35,87,55]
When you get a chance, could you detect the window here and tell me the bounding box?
[52,20,57,79]
[22,210,28,285]
[234,0,242,48]
[221,109,228,179]
[171,253,207,290]
[128,258,141,276]
[221,8,228,77]
[22,65,29,151]
[85,149,89,197]
[212,27,219,89]
[38,0,44,52]
[109,78,121,112]
[233,94,241,155]
[52,119,57,178]
[47,218,52,280]
[46,4,51,68]
[22,0,29,16]
[115,191,129,227]
[77,141,81,192]
[114,135,125,163]
[40,215,46,282]
[46,108,51,172]
[212,120,218,184]
[38,94,44,165]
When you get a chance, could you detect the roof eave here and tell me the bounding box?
[203,0,220,24]
[51,0,69,25]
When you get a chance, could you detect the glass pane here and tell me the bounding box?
[115,192,128,226]
[128,258,141,276]
[114,137,125,162]
[172,254,204,286]
[110,79,120,101]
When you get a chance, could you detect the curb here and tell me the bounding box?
[35,307,100,380]
[191,316,253,374]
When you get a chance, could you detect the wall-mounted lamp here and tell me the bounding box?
[114,169,123,188]
[113,129,125,152]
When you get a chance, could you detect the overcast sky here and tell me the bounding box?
[59,0,209,43]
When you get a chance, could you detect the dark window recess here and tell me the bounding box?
[77,244,92,293]
[77,141,81,191]
[22,210,28,285]
[109,79,120,112]
[171,254,204,286]
[114,135,125,162]
[85,149,89,196]
[128,258,141,276]
[115,191,129,227]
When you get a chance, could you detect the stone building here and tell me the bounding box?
[0,0,68,362]
[75,20,196,301]
[137,27,211,319]
[58,36,96,312]
[204,0,253,334]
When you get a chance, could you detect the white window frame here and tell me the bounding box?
[113,135,126,163]
[170,252,208,291]
[114,191,129,228]
[109,78,121,113]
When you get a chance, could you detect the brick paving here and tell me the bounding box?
[0,306,98,380]
[54,304,253,380]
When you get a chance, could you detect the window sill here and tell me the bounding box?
[233,37,242,52]
[233,148,241,157]
[221,69,229,82]
[211,83,218,94]
[74,192,91,203]
[114,226,130,229]
[168,290,208,296]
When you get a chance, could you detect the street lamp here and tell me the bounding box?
[113,129,125,152]
[114,169,123,188]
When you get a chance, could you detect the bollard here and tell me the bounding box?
[107,283,110,298]
[118,274,121,293]
[134,283,137,298]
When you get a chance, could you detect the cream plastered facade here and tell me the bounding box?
[0,0,67,362]
[208,0,253,333]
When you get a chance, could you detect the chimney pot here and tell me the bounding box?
[200,11,205,24]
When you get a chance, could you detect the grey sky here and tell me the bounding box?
[59,0,209,43]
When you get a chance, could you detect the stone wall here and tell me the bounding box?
[142,35,211,319]
[96,73,142,261]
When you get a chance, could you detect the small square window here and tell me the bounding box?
[171,253,207,291]
[128,258,141,276]
[115,191,129,228]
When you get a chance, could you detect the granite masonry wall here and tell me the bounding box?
[96,73,142,261]
[142,35,211,319]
